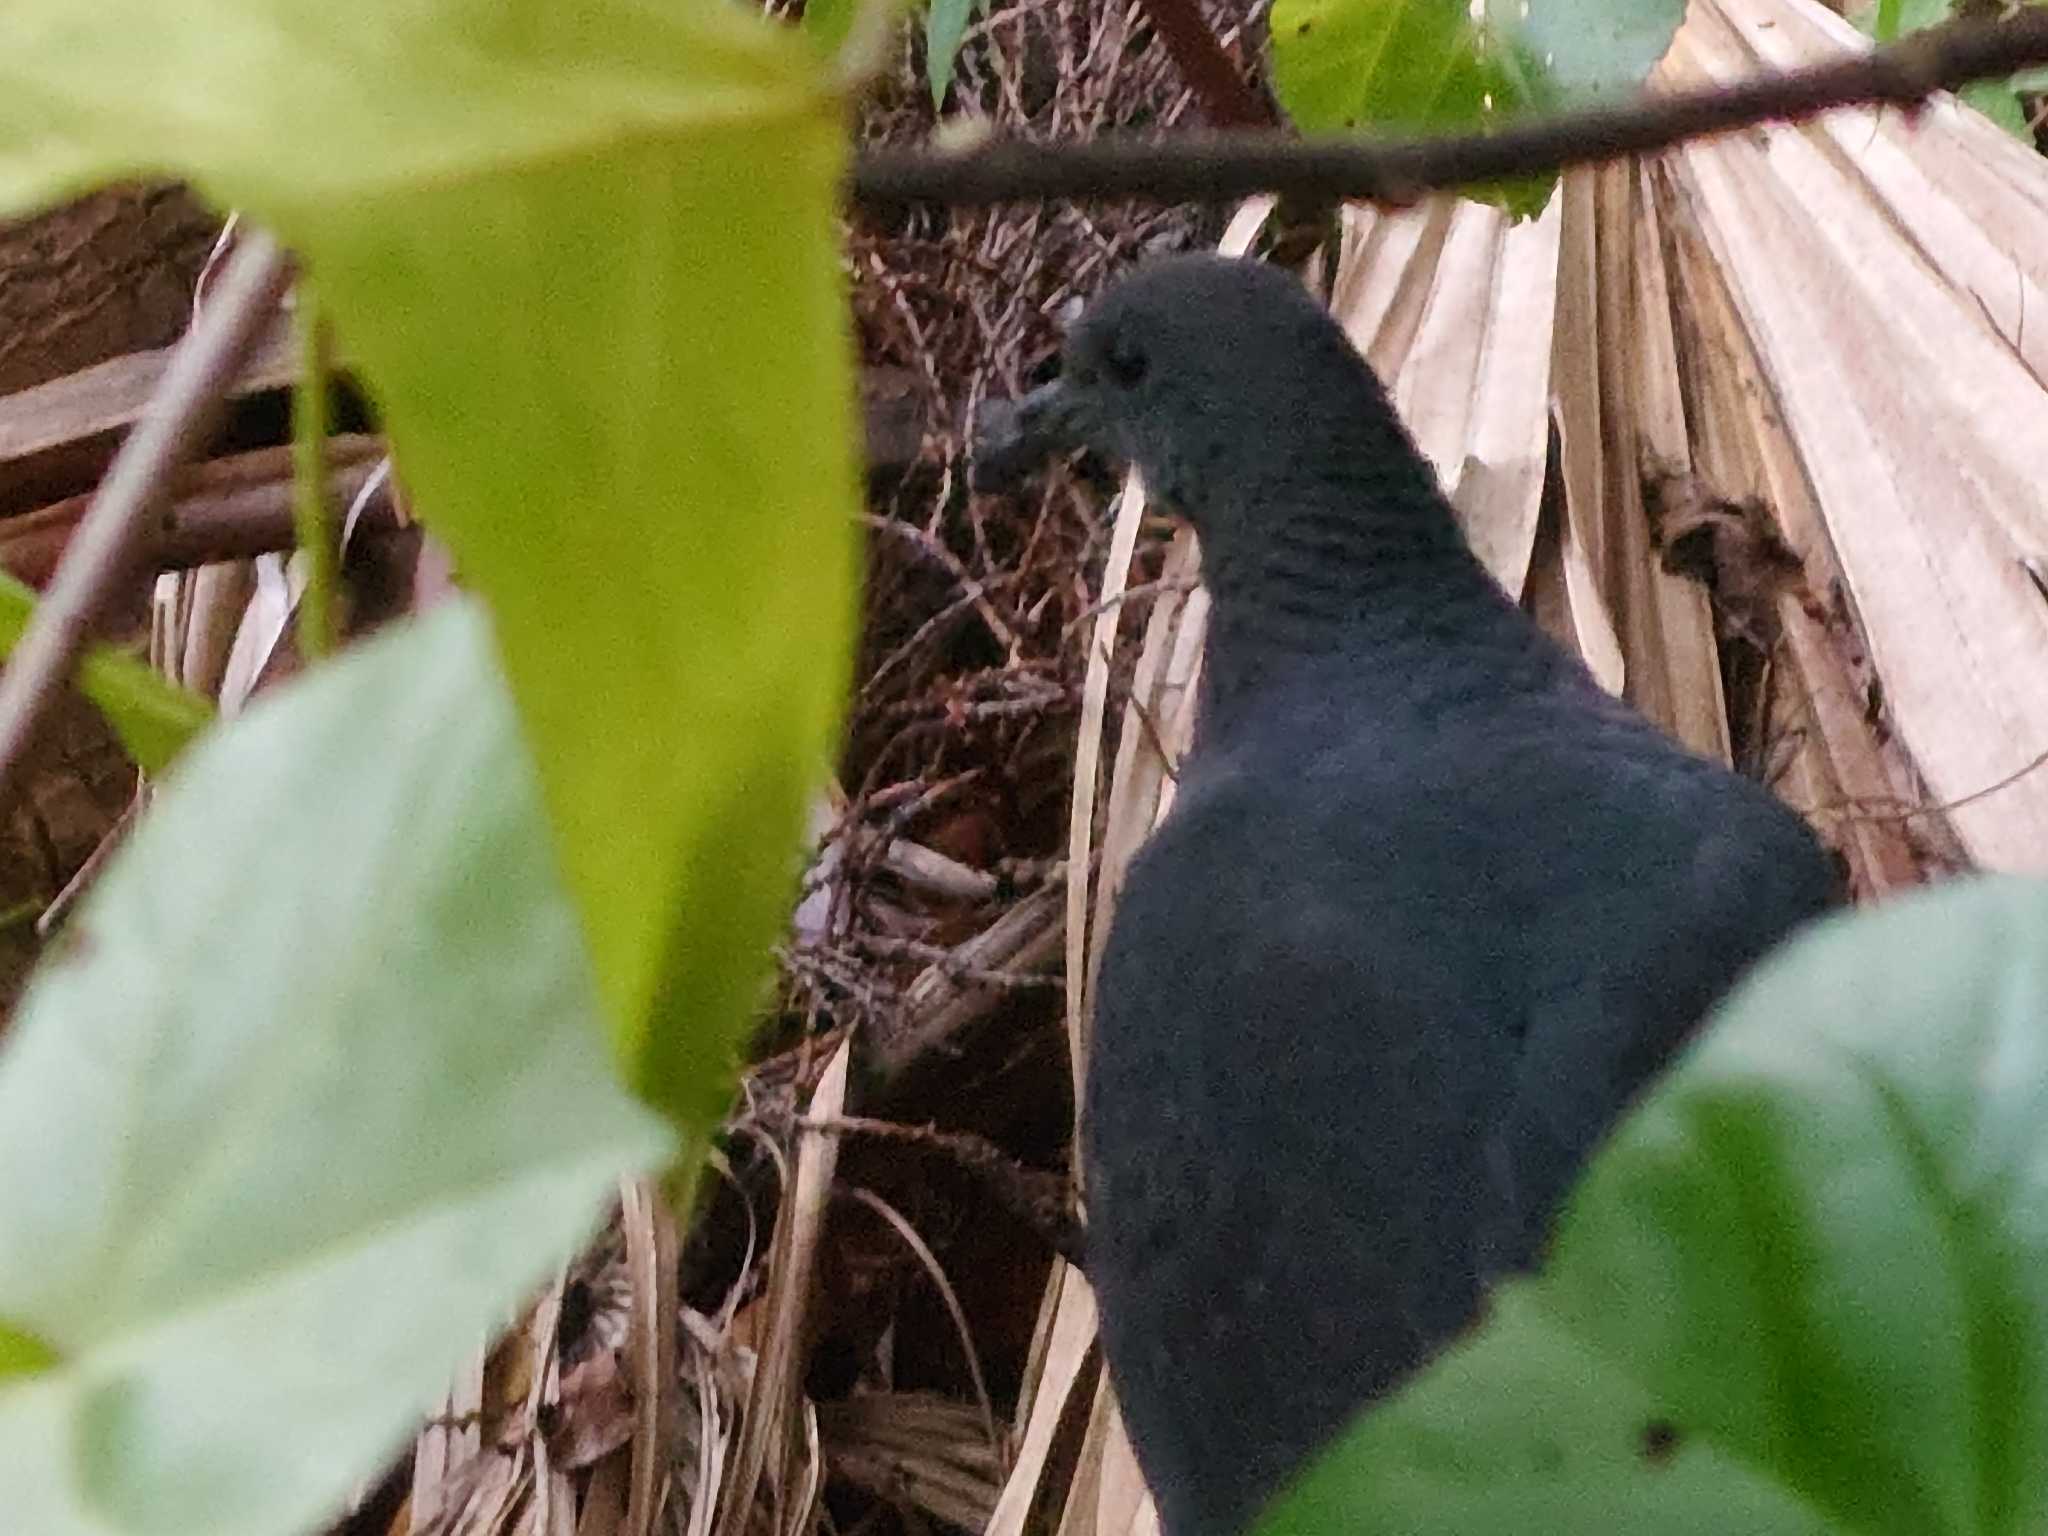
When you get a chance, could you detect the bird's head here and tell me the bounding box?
[973,254,1433,548]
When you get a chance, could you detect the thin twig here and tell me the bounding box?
[838,1184,1006,1469]
[862,513,1019,654]
[34,792,142,940]
[849,932,1063,989]
[0,231,292,808]
[0,440,395,587]
[799,1113,1085,1267]
[850,11,2048,208]
[1130,0,1274,128]
[1807,740,2048,825]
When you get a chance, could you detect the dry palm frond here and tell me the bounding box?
[1332,194,1565,614]
[709,1042,848,1536]
[1020,3,2048,1533]
[820,1389,1008,1530]
[618,1177,680,1536]
[1649,0,2048,878]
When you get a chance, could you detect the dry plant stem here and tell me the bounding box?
[0,231,291,808]
[1808,740,2048,825]
[798,1113,1085,1267]
[1131,0,1274,127]
[851,10,2048,207]
[840,1184,1005,1466]
[0,442,394,586]
[35,792,140,940]
[1130,0,1341,268]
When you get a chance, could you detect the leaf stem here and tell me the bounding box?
[292,282,338,660]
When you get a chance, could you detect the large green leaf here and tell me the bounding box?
[0,601,671,1536]
[0,573,212,774]
[1264,1286,1833,1534]
[1270,0,1542,136]
[1263,875,2048,1534]
[1268,0,1683,212]
[1268,0,1555,214]
[0,0,862,1137]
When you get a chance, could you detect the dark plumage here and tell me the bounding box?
[977,255,1837,1536]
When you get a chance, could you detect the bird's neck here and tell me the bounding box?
[1194,483,1561,736]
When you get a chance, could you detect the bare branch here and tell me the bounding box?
[0,231,291,807]
[851,11,2048,209]
[0,441,393,587]
[796,1112,1085,1266]
[1131,0,1275,129]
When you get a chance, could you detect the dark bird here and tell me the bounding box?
[974,255,1837,1536]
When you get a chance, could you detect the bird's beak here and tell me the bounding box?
[970,378,1086,494]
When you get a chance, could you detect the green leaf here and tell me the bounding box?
[1267,0,1685,209]
[0,1323,57,1377]
[1853,0,1950,40]
[1265,1286,1833,1535]
[1271,0,1538,134]
[0,573,212,774]
[0,0,862,1136]
[805,0,857,56]
[926,0,982,108]
[1514,0,1686,101]
[0,601,672,1536]
[1262,875,2048,1535]
[1963,78,2031,136]
[1268,0,1562,213]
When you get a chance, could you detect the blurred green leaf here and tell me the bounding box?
[1263,875,2048,1534]
[0,1323,56,1378]
[804,0,857,58]
[0,601,671,1536]
[0,573,211,773]
[0,0,861,1137]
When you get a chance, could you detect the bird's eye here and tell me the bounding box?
[1104,334,1148,388]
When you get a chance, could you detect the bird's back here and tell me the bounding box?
[1084,640,1835,1536]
